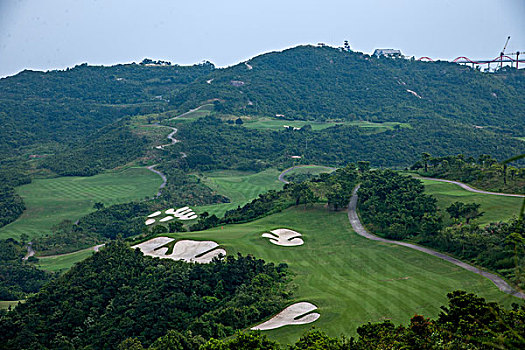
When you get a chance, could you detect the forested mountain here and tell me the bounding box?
[169,45,525,136]
[0,61,214,157]
[172,116,522,168]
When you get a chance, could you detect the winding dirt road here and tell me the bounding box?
[348,185,525,299]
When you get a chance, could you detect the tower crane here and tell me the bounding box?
[500,36,510,68]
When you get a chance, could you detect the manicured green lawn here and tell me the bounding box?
[36,247,98,273]
[161,205,517,345]
[420,179,521,225]
[194,169,284,217]
[282,165,335,182]
[242,118,410,133]
[0,167,162,240]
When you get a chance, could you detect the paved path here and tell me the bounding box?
[348,185,525,299]
[146,165,167,198]
[278,165,337,184]
[415,176,524,198]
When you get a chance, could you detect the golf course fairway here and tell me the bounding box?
[0,167,162,240]
[160,205,519,344]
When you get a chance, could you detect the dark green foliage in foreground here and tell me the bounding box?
[0,241,290,349]
[0,239,53,300]
[412,153,525,194]
[358,170,442,239]
[121,291,525,349]
[42,123,149,176]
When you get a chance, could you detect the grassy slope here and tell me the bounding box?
[194,169,284,217]
[283,165,335,180]
[36,247,97,273]
[243,118,411,133]
[0,167,162,240]
[421,179,522,225]
[162,205,517,344]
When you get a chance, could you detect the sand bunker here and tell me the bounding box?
[262,229,304,246]
[132,237,225,263]
[251,302,320,330]
[145,206,198,225]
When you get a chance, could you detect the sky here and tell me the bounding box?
[0,0,523,77]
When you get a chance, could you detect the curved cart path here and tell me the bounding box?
[146,165,167,198]
[415,176,524,198]
[348,185,525,299]
[278,165,337,184]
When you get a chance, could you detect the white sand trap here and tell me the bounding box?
[145,219,156,225]
[251,302,320,330]
[159,216,174,222]
[165,208,175,215]
[174,206,190,214]
[262,229,304,246]
[180,213,198,220]
[132,238,225,263]
[132,237,174,256]
[193,248,227,263]
[148,211,162,218]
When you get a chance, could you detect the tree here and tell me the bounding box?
[357,161,370,174]
[462,203,484,224]
[93,202,104,210]
[327,183,346,211]
[421,152,431,172]
[151,225,168,234]
[446,202,465,222]
[168,221,185,233]
[235,118,244,125]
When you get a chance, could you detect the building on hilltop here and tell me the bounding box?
[373,49,403,58]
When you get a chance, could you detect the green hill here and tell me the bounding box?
[170,45,524,136]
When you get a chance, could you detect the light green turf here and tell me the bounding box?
[172,104,214,122]
[160,205,518,344]
[515,137,525,142]
[194,169,284,217]
[420,179,521,225]
[283,165,335,181]
[0,167,162,240]
[36,247,98,273]
[0,300,24,310]
[242,118,411,133]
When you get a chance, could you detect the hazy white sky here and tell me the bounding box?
[0,0,523,77]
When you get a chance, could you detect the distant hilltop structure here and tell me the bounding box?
[373,49,403,58]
